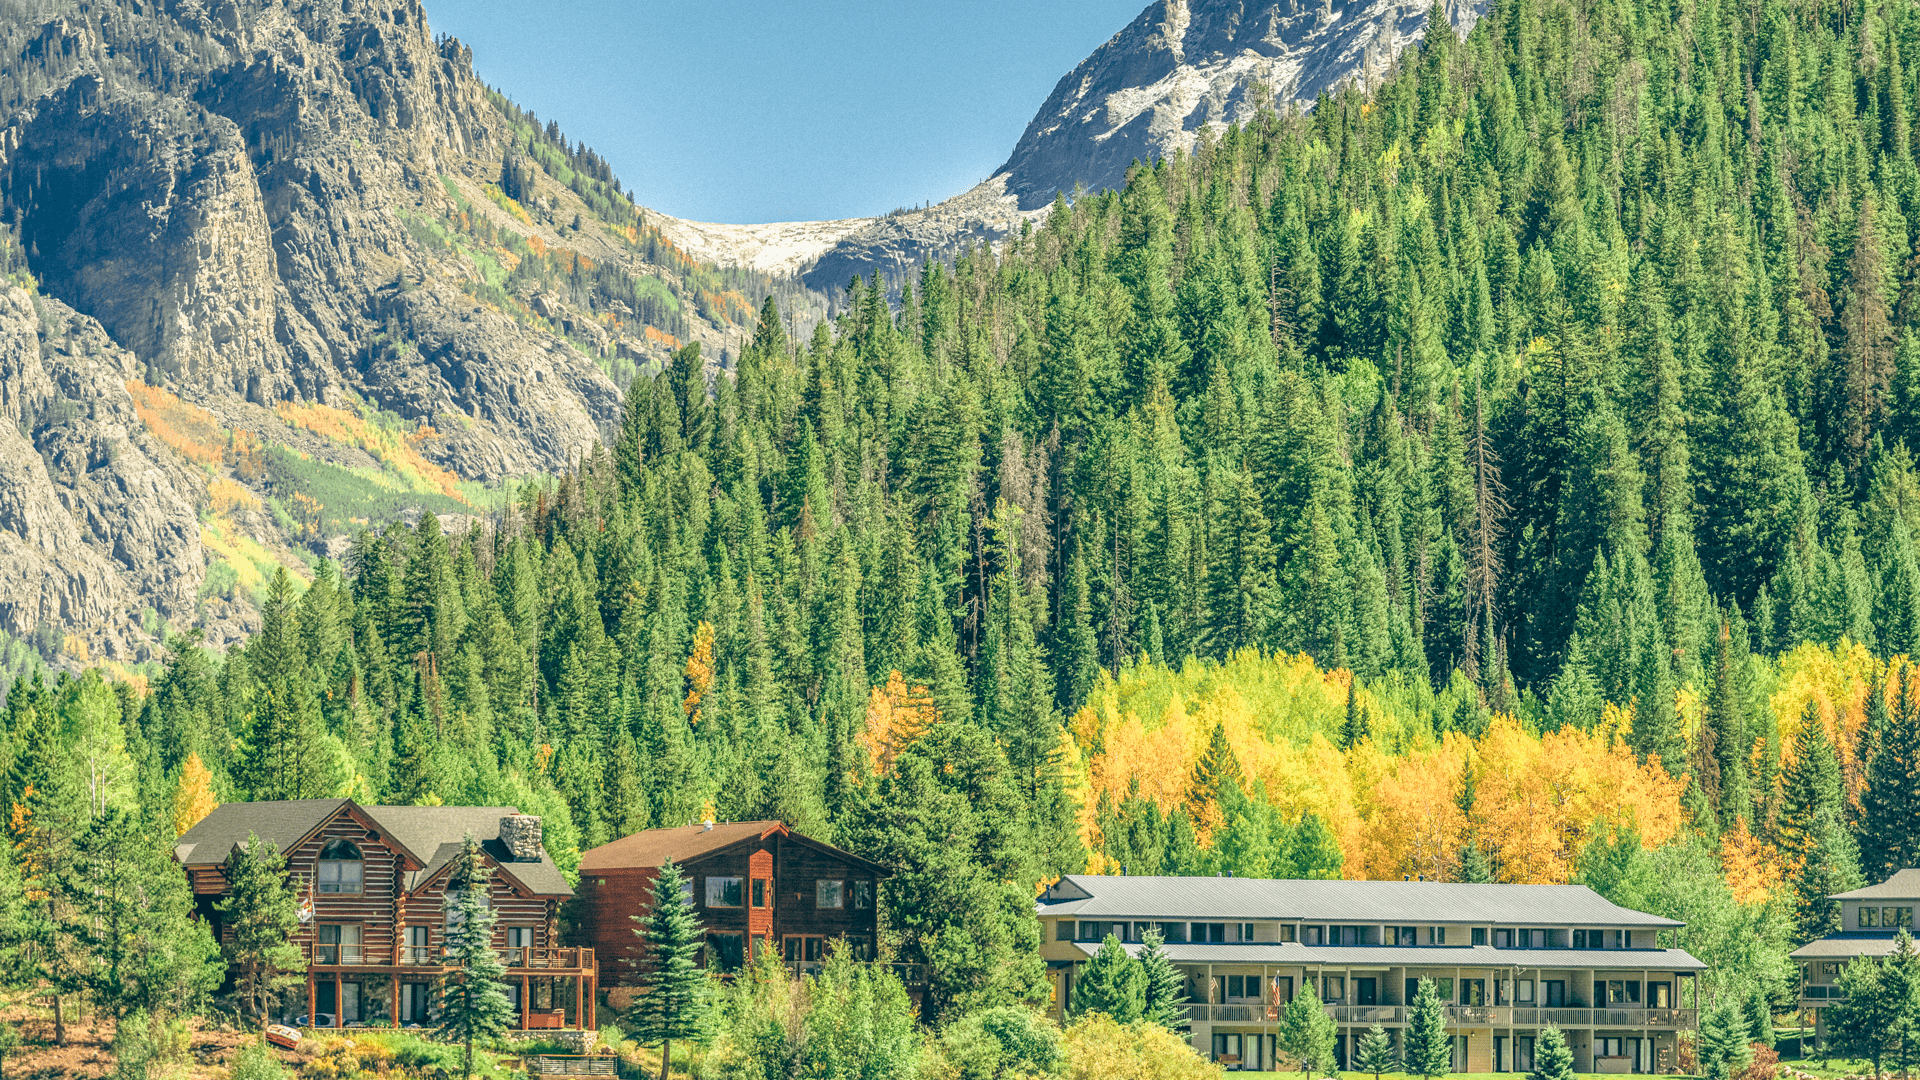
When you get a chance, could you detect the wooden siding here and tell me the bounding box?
[579,867,660,979]
[187,803,566,969]
[771,837,878,944]
[285,810,403,962]
[748,849,774,938]
[579,830,882,977]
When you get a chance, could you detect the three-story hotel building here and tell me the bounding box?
[1038,876,1704,1073]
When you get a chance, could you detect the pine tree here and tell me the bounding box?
[57,807,220,1020]
[1279,980,1338,1076]
[1860,671,1920,880]
[215,835,305,1034]
[628,859,711,1080]
[1698,995,1756,1080]
[1529,1025,1574,1080]
[1405,977,1452,1079]
[1069,935,1145,1022]
[436,835,516,1079]
[1354,1024,1400,1080]
[1137,928,1188,1033]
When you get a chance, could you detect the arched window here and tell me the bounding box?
[318,839,364,894]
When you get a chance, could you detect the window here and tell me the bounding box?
[708,932,746,971]
[1223,975,1264,1001]
[1389,926,1418,946]
[1077,921,1105,942]
[1888,907,1914,928]
[1649,982,1672,1008]
[1863,907,1881,928]
[1157,921,1188,943]
[1606,980,1642,1004]
[784,935,825,962]
[1471,927,1487,946]
[1356,977,1377,1005]
[1322,976,1345,1001]
[1057,921,1075,941]
[1460,979,1485,1006]
[1276,924,1296,943]
[400,982,432,1023]
[1235,923,1256,942]
[680,879,694,905]
[1427,926,1446,945]
[1494,929,1512,948]
[1303,925,1324,945]
[816,879,845,909]
[854,881,873,910]
[404,925,430,963]
[1516,979,1535,1003]
[505,926,531,965]
[317,840,364,895]
[1409,978,1454,1003]
[706,876,744,908]
[316,924,362,965]
[752,878,767,908]
[1192,922,1226,943]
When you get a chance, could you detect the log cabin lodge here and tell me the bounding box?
[1038,875,1706,1073]
[175,799,594,1031]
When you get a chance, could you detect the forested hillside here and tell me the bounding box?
[7,0,1920,1030]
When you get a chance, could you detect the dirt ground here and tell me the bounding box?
[1,1000,310,1080]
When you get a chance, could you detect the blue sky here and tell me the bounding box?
[422,0,1146,224]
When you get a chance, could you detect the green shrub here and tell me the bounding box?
[937,1007,1064,1080]
[230,1042,290,1080]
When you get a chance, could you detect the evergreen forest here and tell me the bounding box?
[15,0,1920,1056]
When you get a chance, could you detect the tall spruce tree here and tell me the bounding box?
[628,859,711,1080]
[436,835,515,1079]
[215,836,305,1034]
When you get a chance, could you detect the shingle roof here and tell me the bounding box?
[1831,869,1920,900]
[579,821,787,872]
[172,800,570,898]
[365,806,572,898]
[175,799,353,866]
[1039,875,1683,927]
[1790,932,1910,960]
[1070,941,1707,971]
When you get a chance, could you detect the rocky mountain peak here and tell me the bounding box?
[996,0,1486,210]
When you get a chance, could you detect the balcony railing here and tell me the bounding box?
[310,944,594,971]
[1801,985,1845,1000]
[782,961,929,987]
[1182,1004,1698,1028]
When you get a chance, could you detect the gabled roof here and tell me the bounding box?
[579,821,786,872]
[1039,875,1683,928]
[578,820,890,877]
[172,799,570,898]
[176,799,367,866]
[1069,940,1708,971]
[365,805,571,898]
[1832,869,1920,900]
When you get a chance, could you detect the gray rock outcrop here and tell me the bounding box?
[997,0,1486,210]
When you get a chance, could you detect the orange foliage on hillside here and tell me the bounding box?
[644,325,680,349]
[275,402,467,503]
[124,381,224,467]
[1070,660,1687,885]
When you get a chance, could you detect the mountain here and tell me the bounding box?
[997,0,1486,210]
[668,0,1481,291]
[0,0,813,663]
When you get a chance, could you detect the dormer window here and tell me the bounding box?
[318,840,364,894]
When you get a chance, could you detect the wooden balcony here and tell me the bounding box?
[307,944,595,975]
[782,960,928,987]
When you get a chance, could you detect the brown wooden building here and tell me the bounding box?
[175,799,596,1032]
[575,820,889,978]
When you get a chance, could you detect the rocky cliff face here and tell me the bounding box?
[0,0,776,662]
[996,0,1485,209]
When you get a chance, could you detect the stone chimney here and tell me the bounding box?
[499,815,544,862]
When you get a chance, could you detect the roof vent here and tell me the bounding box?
[499,815,544,862]
[703,819,714,832]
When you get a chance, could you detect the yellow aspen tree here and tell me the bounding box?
[171,752,219,836]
